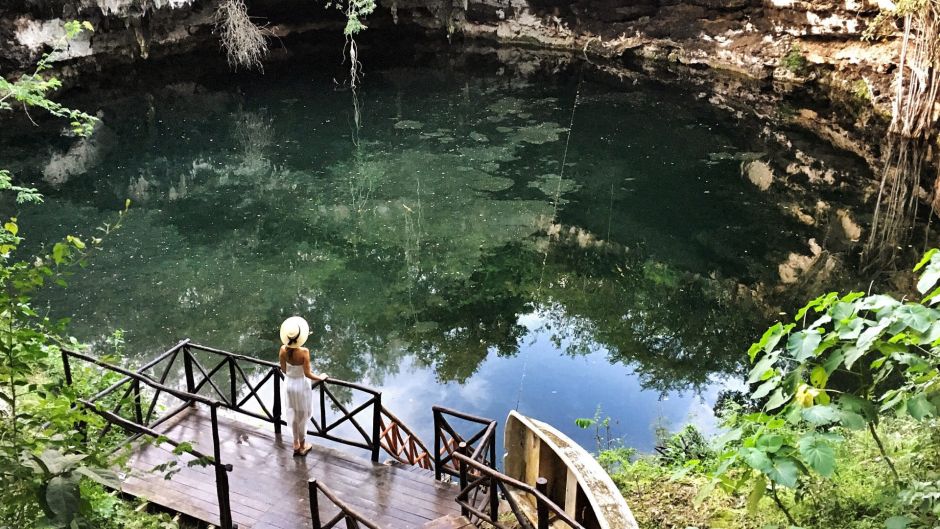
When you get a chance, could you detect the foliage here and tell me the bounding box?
[780,46,810,75]
[852,79,872,102]
[1,177,130,526]
[0,21,98,136]
[655,423,714,467]
[80,482,179,529]
[703,249,940,527]
[575,406,638,475]
[602,416,939,529]
[0,21,172,529]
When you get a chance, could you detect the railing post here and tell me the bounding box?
[489,440,499,519]
[183,347,196,404]
[308,480,322,529]
[371,393,382,463]
[319,381,326,434]
[458,442,470,518]
[272,367,282,435]
[228,357,236,407]
[61,350,73,386]
[536,477,549,529]
[489,431,498,469]
[433,409,442,480]
[132,379,144,426]
[211,404,235,529]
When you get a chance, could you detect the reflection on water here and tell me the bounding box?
[2,53,880,451]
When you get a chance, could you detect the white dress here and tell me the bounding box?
[284,363,313,443]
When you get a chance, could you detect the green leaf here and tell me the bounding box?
[885,516,911,529]
[575,418,595,429]
[765,389,790,411]
[797,435,836,477]
[46,474,80,521]
[809,366,828,388]
[766,457,800,488]
[856,320,891,358]
[917,266,940,295]
[74,466,121,489]
[748,354,778,384]
[895,304,934,333]
[752,377,779,400]
[750,323,789,362]
[741,447,772,472]
[756,434,784,453]
[747,474,767,514]
[787,330,822,361]
[913,249,938,271]
[906,394,937,420]
[842,345,867,370]
[52,242,68,264]
[37,450,85,475]
[802,405,841,425]
[839,411,866,430]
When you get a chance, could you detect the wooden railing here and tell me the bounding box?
[61,342,237,529]
[182,343,283,432]
[379,407,433,470]
[183,342,387,460]
[453,451,586,529]
[433,406,498,480]
[309,479,382,529]
[61,340,507,529]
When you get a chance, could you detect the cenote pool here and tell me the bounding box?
[3,44,882,453]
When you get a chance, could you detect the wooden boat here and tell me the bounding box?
[503,411,639,529]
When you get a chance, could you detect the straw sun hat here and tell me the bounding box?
[279,316,310,347]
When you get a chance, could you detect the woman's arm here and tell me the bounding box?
[303,350,325,382]
[278,346,287,374]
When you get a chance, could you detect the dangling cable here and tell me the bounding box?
[536,64,584,295]
[518,64,585,412]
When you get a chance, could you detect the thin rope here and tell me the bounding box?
[536,66,584,295]
[520,66,584,411]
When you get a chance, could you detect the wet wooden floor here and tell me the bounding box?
[121,407,462,529]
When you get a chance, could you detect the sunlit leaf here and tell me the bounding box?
[797,434,835,477]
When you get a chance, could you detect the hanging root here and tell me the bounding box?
[215,0,268,71]
[344,34,364,91]
[861,0,940,267]
[862,136,928,270]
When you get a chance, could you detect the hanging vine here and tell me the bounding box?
[215,0,375,85]
[337,0,376,89]
[861,0,940,268]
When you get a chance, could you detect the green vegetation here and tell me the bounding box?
[780,46,810,76]
[852,79,872,102]
[0,21,98,137]
[0,22,182,529]
[593,250,940,529]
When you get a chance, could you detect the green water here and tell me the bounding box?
[2,49,864,451]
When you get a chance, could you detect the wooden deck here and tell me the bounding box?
[121,406,462,529]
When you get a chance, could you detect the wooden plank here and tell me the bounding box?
[308,468,450,522]
[118,406,460,529]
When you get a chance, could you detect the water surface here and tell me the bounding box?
[3,48,869,452]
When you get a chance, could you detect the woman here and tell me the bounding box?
[278,316,325,456]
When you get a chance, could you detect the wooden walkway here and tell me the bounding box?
[122,407,462,529]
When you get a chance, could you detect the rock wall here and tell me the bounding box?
[0,0,899,161]
[1,0,898,85]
